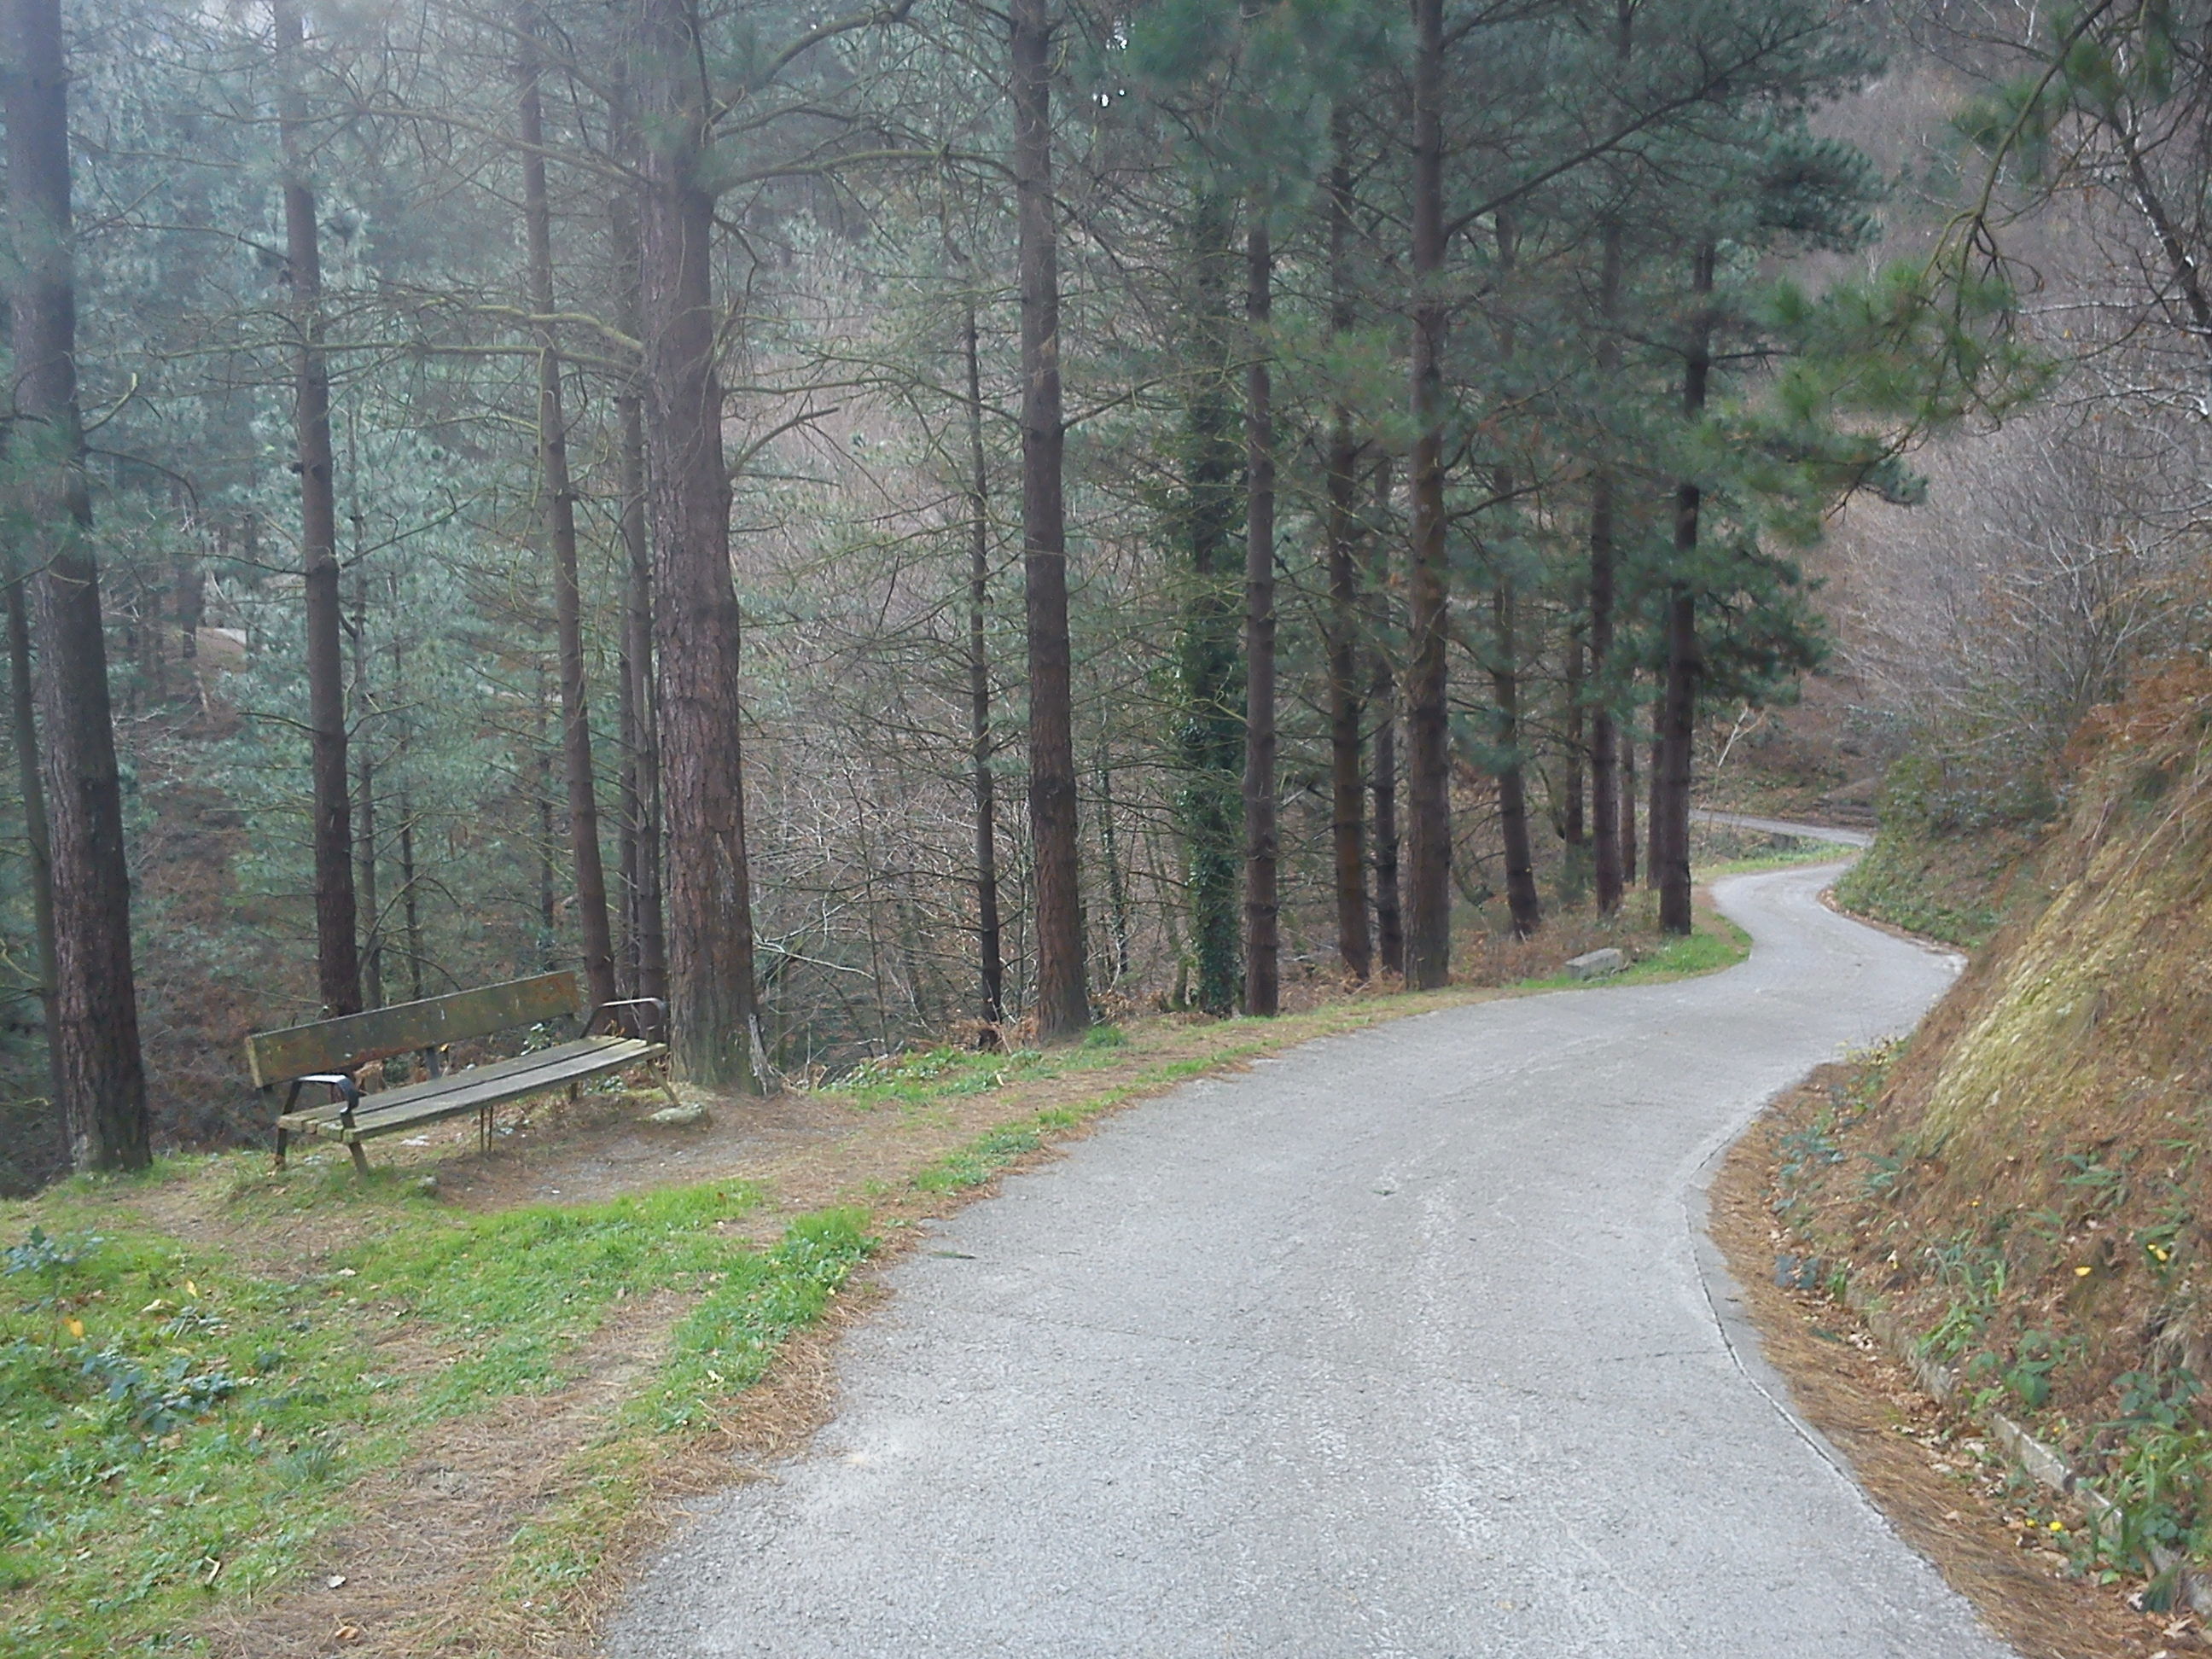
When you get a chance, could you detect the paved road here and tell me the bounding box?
[610,862,2007,1658]
[1691,808,1875,847]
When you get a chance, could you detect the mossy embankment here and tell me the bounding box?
[1763,661,2212,1598]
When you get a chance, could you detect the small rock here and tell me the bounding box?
[646,1102,709,1127]
[415,1175,439,1197]
[1566,947,1625,980]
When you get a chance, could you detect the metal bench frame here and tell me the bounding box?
[247,971,677,1172]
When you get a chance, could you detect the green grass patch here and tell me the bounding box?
[1511,914,1751,992]
[0,1176,868,1656]
[1832,827,2008,947]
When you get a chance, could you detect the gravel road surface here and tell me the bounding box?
[608,861,2011,1657]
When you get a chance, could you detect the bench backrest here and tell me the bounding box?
[246,971,580,1088]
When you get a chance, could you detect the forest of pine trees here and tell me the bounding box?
[0,0,2129,1186]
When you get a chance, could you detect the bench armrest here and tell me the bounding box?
[588,998,667,1040]
[295,1072,363,1128]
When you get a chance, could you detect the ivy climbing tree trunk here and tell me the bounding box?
[1242,216,1278,1017]
[637,0,766,1086]
[1012,0,1090,1039]
[7,0,149,1170]
[274,0,361,1019]
[516,7,617,1015]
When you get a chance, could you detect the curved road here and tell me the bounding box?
[611,862,2010,1657]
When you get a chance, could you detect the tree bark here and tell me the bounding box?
[8,0,149,1170]
[637,0,765,1086]
[1324,131,1370,981]
[963,298,1005,1026]
[1177,191,1242,1016]
[1242,218,1278,1017]
[351,574,381,1008]
[397,789,425,1004]
[1011,0,1089,1039]
[608,88,668,1009]
[4,565,52,990]
[1486,218,1540,939]
[1402,0,1452,989]
[1587,2,1630,915]
[1563,628,1586,862]
[516,8,617,1014]
[1658,242,1716,936]
[273,0,361,1019]
[4,556,57,1105]
[1646,713,1663,889]
[1618,714,1638,889]
[1587,462,1621,915]
[1490,573,1542,938]
[1367,458,1402,976]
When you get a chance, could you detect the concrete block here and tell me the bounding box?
[1566,947,1625,981]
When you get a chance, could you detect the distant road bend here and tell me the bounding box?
[612,859,2014,1658]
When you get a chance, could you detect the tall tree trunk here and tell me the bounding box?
[1324,130,1370,981]
[1097,753,1132,985]
[4,560,57,1103]
[616,619,640,987]
[637,0,765,1086]
[963,300,1006,1025]
[1587,2,1630,916]
[1011,0,1089,1039]
[1402,0,1452,988]
[352,574,381,1008]
[8,0,148,1170]
[1242,217,1278,1017]
[3,576,48,951]
[1490,573,1542,938]
[1563,626,1586,861]
[1646,713,1663,889]
[1618,715,1638,889]
[398,786,425,1004]
[1486,216,1540,939]
[621,399,667,1007]
[517,9,617,1013]
[1366,458,1402,975]
[1658,242,1714,935]
[274,0,361,1019]
[1177,190,1242,1017]
[534,672,556,969]
[612,166,667,1007]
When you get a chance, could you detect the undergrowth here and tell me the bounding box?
[0,1180,868,1656]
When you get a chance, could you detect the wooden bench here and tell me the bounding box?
[247,971,673,1172]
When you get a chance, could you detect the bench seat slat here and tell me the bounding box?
[279,1036,663,1140]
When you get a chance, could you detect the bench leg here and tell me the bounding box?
[656,1056,681,1108]
[348,1138,371,1176]
[479,1104,493,1154]
[274,1125,288,1170]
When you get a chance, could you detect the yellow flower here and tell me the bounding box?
[66,1318,84,1338]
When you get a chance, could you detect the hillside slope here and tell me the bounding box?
[1790,661,2212,1580]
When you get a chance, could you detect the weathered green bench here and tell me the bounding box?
[247,971,672,1172]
